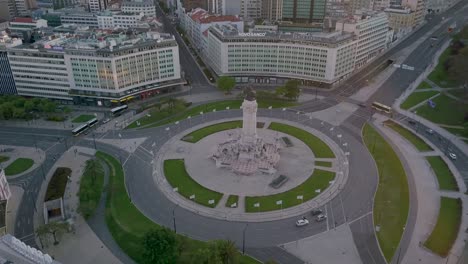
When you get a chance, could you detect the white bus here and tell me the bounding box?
[87,118,98,127]
[371,102,392,114]
[110,105,128,116]
[72,123,89,136]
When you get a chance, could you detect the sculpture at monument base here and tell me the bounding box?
[211,88,281,175]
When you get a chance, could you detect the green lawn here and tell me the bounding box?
[444,127,468,139]
[127,103,187,129]
[315,161,332,167]
[268,122,335,158]
[4,158,34,176]
[383,120,433,152]
[72,114,96,123]
[424,197,462,257]
[45,167,71,201]
[128,99,297,129]
[182,121,242,143]
[428,48,458,88]
[225,195,239,208]
[163,159,223,208]
[415,94,468,126]
[0,155,9,163]
[416,81,433,90]
[245,169,335,212]
[426,156,459,191]
[400,91,439,110]
[362,124,409,262]
[78,159,105,219]
[96,151,259,264]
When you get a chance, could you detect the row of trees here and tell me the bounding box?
[447,26,468,95]
[0,95,69,120]
[217,76,301,100]
[142,228,277,264]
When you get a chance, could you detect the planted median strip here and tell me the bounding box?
[426,156,459,191]
[384,120,433,152]
[164,159,223,207]
[96,151,259,264]
[268,122,335,158]
[78,159,105,219]
[245,169,335,212]
[182,121,242,143]
[363,124,409,262]
[4,158,34,176]
[424,197,462,257]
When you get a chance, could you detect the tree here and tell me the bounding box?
[35,221,69,246]
[215,240,238,264]
[447,46,468,95]
[35,224,50,248]
[142,228,179,264]
[24,100,35,112]
[217,76,236,94]
[0,103,14,120]
[276,80,301,100]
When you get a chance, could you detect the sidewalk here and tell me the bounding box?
[32,146,122,264]
[373,115,468,264]
[0,145,45,179]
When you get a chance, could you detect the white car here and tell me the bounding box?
[316,214,327,222]
[449,153,457,160]
[296,218,309,227]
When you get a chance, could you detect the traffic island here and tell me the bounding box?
[4,158,34,176]
[362,124,409,262]
[426,156,459,191]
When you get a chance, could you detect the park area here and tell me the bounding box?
[424,197,462,257]
[96,151,259,264]
[362,124,409,262]
[4,158,34,176]
[426,156,459,191]
[78,159,105,219]
[72,114,96,123]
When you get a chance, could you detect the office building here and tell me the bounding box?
[373,0,390,11]
[326,0,352,18]
[261,0,283,21]
[7,29,182,105]
[8,17,48,42]
[385,5,415,38]
[182,0,207,11]
[206,11,388,85]
[121,0,156,17]
[241,0,262,20]
[0,32,21,95]
[279,0,327,32]
[402,0,424,26]
[97,11,145,29]
[89,0,108,12]
[0,0,16,21]
[61,11,98,27]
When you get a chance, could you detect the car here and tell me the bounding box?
[102,118,111,124]
[358,103,366,108]
[430,36,438,40]
[316,214,327,222]
[296,217,309,227]
[311,209,323,216]
[426,129,434,134]
[449,153,457,160]
[407,120,416,125]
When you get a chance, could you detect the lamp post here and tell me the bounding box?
[242,223,248,254]
[172,204,179,233]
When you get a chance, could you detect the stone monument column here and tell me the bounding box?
[241,89,257,144]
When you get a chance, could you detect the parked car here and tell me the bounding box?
[426,129,434,135]
[316,214,327,222]
[102,118,111,124]
[296,217,309,227]
[449,153,457,160]
[311,209,323,216]
[407,120,416,125]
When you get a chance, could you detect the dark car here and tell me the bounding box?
[407,120,416,125]
[311,209,323,216]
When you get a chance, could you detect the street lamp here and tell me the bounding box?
[242,224,248,254]
[172,204,179,233]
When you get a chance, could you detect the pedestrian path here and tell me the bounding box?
[373,115,468,264]
[0,145,45,180]
[32,146,122,264]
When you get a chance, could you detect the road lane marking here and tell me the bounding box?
[349,211,372,225]
[325,205,329,231]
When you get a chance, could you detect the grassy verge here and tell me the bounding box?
[163,159,223,208]
[4,158,34,176]
[315,161,332,167]
[0,155,9,163]
[96,151,259,264]
[415,94,468,126]
[245,169,335,212]
[416,81,432,90]
[268,122,335,158]
[424,197,462,257]
[383,120,433,152]
[444,127,468,139]
[400,91,439,110]
[362,124,409,262]
[72,114,95,123]
[129,99,297,129]
[225,195,239,208]
[182,121,242,143]
[426,156,459,191]
[78,159,105,219]
[45,167,71,201]
[428,48,458,88]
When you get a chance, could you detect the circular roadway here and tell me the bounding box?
[102,108,379,248]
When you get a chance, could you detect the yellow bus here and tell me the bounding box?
[371,102,392,114]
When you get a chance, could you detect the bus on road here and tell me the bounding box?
[72,123,89,136]
[87,118,98,127]
[110,105,128,116]
[371,102,392,114]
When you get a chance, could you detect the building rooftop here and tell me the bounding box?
[210,24,354,45]
[11,17,34,23]
[189,8,241,24]
[122,0,154,7]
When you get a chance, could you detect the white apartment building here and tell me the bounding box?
[61,12,98,27]
[206,12,388,85]
[336,11,389,68]
[6,30,182,105]
[182,8,243,53]
[97,11,145,29]
[89,0,108,13]
[121,0,156,17]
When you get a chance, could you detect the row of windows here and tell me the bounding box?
[17,85,69,93]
